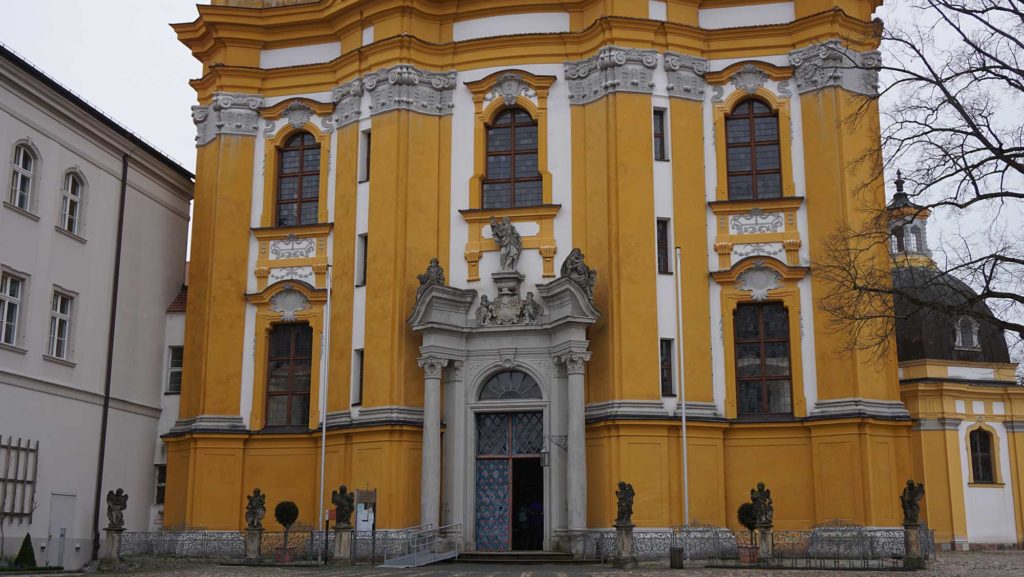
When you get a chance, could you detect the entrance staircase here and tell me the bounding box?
[379,524,462,568]
[456,551,580,564]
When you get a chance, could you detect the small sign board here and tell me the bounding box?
[355,488,377,504]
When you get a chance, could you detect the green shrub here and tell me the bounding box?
[737,503,757,533]
[274,501,299,530]
[14,533,36,569]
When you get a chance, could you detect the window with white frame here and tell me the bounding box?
[955,316,981,350]
[48,291,73,359]
[167,346,184,393]
[352,349,364,406]
[10,144,35,211]
[61,172,83,233]
[1,273,23,346]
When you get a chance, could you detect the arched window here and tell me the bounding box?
[479,370,542,401]
[61,172,83,233]
[969,428,995,484]
[10,144,36,211]
[734,302,792,417]
[266,323,313,427]
[276,132,320,227]
[955,316,980,350]
[726,99,781,200]
[483,108,541,209]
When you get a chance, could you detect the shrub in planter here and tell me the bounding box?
[14,533,36,569]
[274,501,299,530]
[736,503,759,563]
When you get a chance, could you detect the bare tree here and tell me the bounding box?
[817,0,1024,356]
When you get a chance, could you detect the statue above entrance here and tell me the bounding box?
[561,248,597,301]
[416,257,447,303]
[490,216,522,272]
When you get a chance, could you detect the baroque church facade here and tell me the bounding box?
[165,0,1024,551]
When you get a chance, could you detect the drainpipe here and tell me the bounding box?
[91,153,130,560]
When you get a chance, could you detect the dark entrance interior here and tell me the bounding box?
[475,411,544,551]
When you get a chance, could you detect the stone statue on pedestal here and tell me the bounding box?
[561,248,596,300]
[900,480,924,525]
[245,488,266,530]
[751,482,773,527]
[490,216,522,272]
[332,485,355,529]
[416,258,446,302]
[614,481,635,527]
[106,489,128,530]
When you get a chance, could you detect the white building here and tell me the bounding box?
[0,44,192,569]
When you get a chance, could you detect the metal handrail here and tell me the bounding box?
[381,524,434,562]
[382,523,462,566]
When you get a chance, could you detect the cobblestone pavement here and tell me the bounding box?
[56,552,1023,577]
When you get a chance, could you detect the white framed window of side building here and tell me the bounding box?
[60,172,84,235]
[47,290,74,360]
[167,346,184,394]
[1,272,25,348]
[10,143,38,213]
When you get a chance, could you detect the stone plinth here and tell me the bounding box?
[612,524,638,569]
[904,523,924,569]
[333,528,353,563]
[757,525,773,559]
[245,529,262,560]
[491,271,525,294]
[99,528,123,571]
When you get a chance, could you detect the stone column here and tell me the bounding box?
[559,351,591,554]
[418,357,447,529]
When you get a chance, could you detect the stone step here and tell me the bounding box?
[455,551,587,564]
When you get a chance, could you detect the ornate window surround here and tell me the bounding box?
[954,316,982,352]
[709,196,804,270]
[965,422,1003,485]
[259,100,333,229]
[709,62,795,202]
[460,70,560,281]
[8,140,41,216]
[711,257,809,420]
[246,280,327,431]
[253,223,332,291]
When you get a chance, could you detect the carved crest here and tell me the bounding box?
[736,261,782,301]
[270,286,309,321]
[729,63,769,95]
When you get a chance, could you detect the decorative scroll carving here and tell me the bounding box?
[418,357,448,379]
[729,63,768,94]
[711,86,724,103]
[268,266,315,285]
[736,261,782,302]
[565,46,659,105]
[270,287,309,321]
[476,291,544,326]
[363,65,456,117]
[729,209,784,235]
[282,101,313,129]
[560,248,597,301]
[663,52,708,101]
[484,73,536,107]
[790,40,881,96]
[777,79,793,98]
[556,351,591,374]
[269,234,316,259]
[331,78,364,128]
[192,92,263,146]
[731,243,786,264]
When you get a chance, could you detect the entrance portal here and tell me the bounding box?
[474,412,544,551]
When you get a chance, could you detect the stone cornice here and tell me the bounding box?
[364,65,457,117]
[565,46,659,105]
[789,40,880,96]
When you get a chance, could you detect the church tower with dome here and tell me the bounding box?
[162,0,1023,553]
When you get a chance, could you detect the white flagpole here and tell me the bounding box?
[317,265,333,559]
[674,247,689,527]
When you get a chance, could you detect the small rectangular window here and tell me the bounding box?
[1,273,23,346]
[660,339,675,396]
[653,109,668,161]
[352,349,364,406]
[359,130,372,183]
[48,291,73,359]
[657,219,672,274]
[356,234,368,286]
[167,346,184,394]
[155,465,167,505]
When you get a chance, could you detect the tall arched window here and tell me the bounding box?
[266,323,313,427]
[734,302,792,417]
[969,428,995,483]
[10,144,36,211]
[726,99,781,200]
[61,172,83,234]
[276,132,320,227]
[483,108,541,209]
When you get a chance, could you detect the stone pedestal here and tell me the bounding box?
[903,523,924,569]
[99,529,123,571]
[333,528,353,563]
[491,271,525,294]
[245,529,262,560]
[612,524,638,569]
[757,525,773,559]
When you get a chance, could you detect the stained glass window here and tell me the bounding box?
[479,371,542,401]
[276,132,320,227]
[726,99,782,200]
[734,302,792,417]
[483,108,541,208]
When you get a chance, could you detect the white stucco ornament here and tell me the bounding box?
[270,286,309,321]
[737,260,782,302]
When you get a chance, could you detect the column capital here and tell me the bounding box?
[556,351,591,375]
[417,356,449,379]
[192,92,264,147]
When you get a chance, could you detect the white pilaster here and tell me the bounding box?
[418,356,447,528]
[558,351,591,531]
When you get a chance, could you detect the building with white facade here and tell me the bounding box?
[0,44,193,569]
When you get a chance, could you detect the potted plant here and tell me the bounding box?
[737,503,759,564]
[274,501,299,562]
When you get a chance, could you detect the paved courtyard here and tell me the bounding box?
[60,551,1023,577]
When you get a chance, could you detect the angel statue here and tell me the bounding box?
[900,480,925,525]
[614,481,635,527]
[332,485,355,529]
[106,488,129,530]
[245,488,267,530]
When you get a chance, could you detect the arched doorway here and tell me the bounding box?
[474,371,545,551]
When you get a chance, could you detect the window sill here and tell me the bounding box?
[658,271,673,276]
[968,482,1003,488]
[0,342,28,355]
[358,179,369,184]
[254,425,313,435]
[354,283,366,288]
[164,391,181,396]
[54,226,87,244]
[3,201,40,221]
[734,414,797,423]
[42,354,76,368]
[661,393,677,398]
[655,158,670,163]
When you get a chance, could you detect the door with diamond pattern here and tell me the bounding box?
[474,412,544,551]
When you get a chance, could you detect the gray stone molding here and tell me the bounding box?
[326,406,425,429]
[565,46,659,105]
[330,77,364,128]
[729,63,769,95]
[663,52,708,101]
[1004,421,1024,433]
[808,398,911,420]
[192,92,263,146]
[555,351,591,375]
[736,260,782,302]
[730,208,785,234]
[586,400,724,422]
[672,401,724,420]
[912,418,964,431]
[364,65,457,117]
[789,40,881,96]
[169,415,247,434]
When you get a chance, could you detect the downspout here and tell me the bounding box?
[91,153,130,561]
